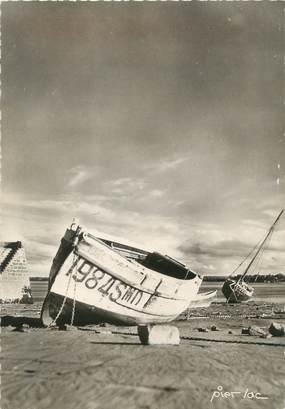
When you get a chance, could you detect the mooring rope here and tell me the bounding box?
[70,257,78,327]
[47,253,78,328]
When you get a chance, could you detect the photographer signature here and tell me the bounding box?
[211,385,269,402]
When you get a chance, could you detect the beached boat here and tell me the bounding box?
[41,221,202,326]
[222,208,284,303]
[222,279,254,303]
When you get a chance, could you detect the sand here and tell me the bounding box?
[1,302,284,409]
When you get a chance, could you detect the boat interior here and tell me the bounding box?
[98,237,196,281]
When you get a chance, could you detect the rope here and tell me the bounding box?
[47,254,78,328]
[252,232,273,283]
[231,224,276,285]
[228,238,264,278]
[70,257,78,326]
[240,230,273,283]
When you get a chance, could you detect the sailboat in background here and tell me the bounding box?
[222,208,284,303]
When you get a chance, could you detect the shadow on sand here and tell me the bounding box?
[0,315,43,328]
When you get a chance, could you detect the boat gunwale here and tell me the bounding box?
[85,231,202,280]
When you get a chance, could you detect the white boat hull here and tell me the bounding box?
[187,290,217,309]
[41,226,202,326]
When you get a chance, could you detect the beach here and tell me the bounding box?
[1,298,285,409]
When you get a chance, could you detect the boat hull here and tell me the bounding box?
[42,292,189,326]
[187,290,217,309]
[41,227,202,326]
[222,279,254,303]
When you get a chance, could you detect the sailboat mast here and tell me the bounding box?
[239,208,284,282]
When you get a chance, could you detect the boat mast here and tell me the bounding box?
[238,208,284,282]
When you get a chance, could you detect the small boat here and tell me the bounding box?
[222,208,284,303]
[187,290,217,309]
[222,279,254,303]
[41,221,202,326]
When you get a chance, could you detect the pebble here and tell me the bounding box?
[210,325,220,331]
[197,327,209,333]
[241,328,250,335]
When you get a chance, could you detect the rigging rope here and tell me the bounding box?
[252,231,273,283]
[229,216,280,282]
[228,237,264,278]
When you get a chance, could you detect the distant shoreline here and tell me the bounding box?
[29,274,285,284]
[203,274,285,283]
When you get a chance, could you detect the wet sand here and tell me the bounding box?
[1,302,284,409]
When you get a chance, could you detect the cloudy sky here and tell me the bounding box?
[1,2,284,277]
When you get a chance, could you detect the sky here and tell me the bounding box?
[1,2,284,277]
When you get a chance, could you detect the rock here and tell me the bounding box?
[12,325,29,332]
[248,326,267,337]
[228,331,233,334]
[269,322,285,337]
[58,324,78,331]
[210,325,220,331]
[65,325,78,331]
[260,333,272,339]
[197,327,209,333]
[138,325,180,345]
[95,329,113,335]
[12,326,24,332]
[45,325,59,331]
[241,326,267,337]
[274,310,285,315]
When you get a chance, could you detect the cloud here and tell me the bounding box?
[2,189,285,277]
[143,156,188,173]
[149,189,165,198]
[104,177,147,196]
[109,177,134,187]
[177,216,285,275]
[2,3,284,277]
[66,165,93,188]
[179,239,250,259]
